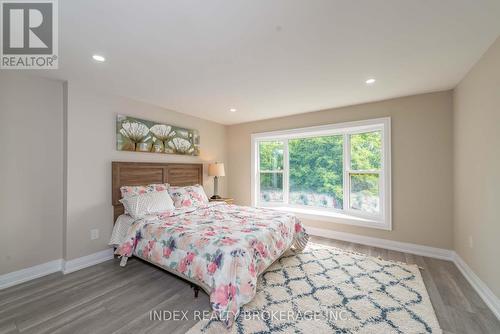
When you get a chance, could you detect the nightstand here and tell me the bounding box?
[209,197,234,205]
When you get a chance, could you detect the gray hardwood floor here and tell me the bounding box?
[1,236,498,334]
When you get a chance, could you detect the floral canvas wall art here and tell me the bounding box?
[116,115,200,156]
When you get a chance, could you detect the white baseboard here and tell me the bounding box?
[62,249,115,274]
[306,225,500,321]
[2,234,499,322]
[0,249,114,290]
[453,252,500,320]
[0,259,63,290]
[306,226,454,260]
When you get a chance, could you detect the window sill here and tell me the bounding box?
[261,206,391,231]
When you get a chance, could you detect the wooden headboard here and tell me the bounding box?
[112,161,203,222]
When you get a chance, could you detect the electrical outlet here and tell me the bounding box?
[468,235,474,249]
[90,229,99,240]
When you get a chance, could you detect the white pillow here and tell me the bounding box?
[119,190,174,220]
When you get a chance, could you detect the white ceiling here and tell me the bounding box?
[40,0,500,124]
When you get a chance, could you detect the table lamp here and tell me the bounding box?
[208,162,225,199]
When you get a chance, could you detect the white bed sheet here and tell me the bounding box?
[109,214,136,246]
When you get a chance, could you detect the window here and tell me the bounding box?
[289,135,344,209]
[251,118,391,230]
[258,141,284,203]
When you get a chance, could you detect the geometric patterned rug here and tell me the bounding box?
[187,242,442,334]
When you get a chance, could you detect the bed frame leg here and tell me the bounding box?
[193,286,199,298]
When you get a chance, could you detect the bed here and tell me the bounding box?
[110,162,309,326]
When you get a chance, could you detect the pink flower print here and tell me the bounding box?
[142,240,156,258]
[204,230,216,237]
[178,259,188,273]
[207,262,218,274]
[249,262,256,277]
[276,239,284,250]
[120,241,133,256]
[194,264,204,280]
[295,222,302,233]
[212,284,237,307]
[142,246,150,258]
[221,237,238,246]
[163,247,172,258]
[186,252,196,263]
[181,198,192,207]
[255,241,268,258]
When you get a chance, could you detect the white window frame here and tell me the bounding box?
[251,117,391,230]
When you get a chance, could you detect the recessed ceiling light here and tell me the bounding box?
[229,108,237,112]
[365,78,376,84]
[92,54,106,62]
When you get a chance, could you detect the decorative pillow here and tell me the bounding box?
[120,183,170,199]
[119,190,174,220]
[168,184,209,208]
[120,183,170,214]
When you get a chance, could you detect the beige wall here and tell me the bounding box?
[227,91,454,249]
[453,37,500,297]
[0,73,64,274]
[64,82,227,260]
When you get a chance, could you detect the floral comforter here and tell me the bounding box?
[115,202,308,326]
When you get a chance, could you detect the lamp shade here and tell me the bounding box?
[208,163,225,177]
